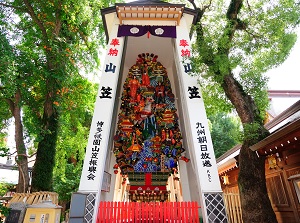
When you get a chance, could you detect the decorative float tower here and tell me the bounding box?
[69,1,228,223]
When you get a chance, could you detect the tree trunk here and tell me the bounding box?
[6,88,30,193]
[31,88,59,192]
[239,143,277,222]
[222,74,277,223]
[192,0,278,220]
[28,11,61,190]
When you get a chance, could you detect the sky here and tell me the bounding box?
[265,27,300,114]
[1,28,300,184]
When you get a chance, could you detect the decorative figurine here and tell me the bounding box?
[129,75,140,101]
[113,53,187,175]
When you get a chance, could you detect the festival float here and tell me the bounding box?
[113,53,188,202]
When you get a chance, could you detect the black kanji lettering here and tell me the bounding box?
[183,63,192,73]
[87,173,96,180]
[188,86,201,99]
[201,152,211,160]
[99,86,112,99]
[202,160,212,167]
[105,62,116,73]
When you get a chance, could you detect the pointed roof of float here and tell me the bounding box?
[101,0,199,43]
[116,0,185,7]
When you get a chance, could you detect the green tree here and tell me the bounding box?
[50,76,97,218]
[0,27,13,146]
[189,0,300,222]
[0,181,13,197]
[209,113,241,158]
[0,16,30,192]
[52,77,97,206]
[0,0,113,192]
[0,181,13,222]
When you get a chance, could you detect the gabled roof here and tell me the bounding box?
[265,100,300,131]
[115,2,185,25]
[217,144,241,175]
[116,0,184,7]
[250,101,300,155]
[217,100,300,174]
[101,0,199,43]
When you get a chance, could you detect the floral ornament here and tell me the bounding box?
[130,27,140,34]
[154,28,164,35]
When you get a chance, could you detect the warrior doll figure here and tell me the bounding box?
[142,64,150,87]
[129,75,140,101]
[155,81,165,104]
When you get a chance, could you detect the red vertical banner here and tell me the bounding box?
[105,202,109,223]
[187,202,191,222]
[189,202,193,223]
[182,202,186,222]
[121,202,125,220]
[146,202,149,222]
[191,201,196,223]
[146,202,148,222]
[175,202,181,222]
[117,202,121,222]
[114,202,117,222]
[132,202,135,222]
[170,202,173,222]
[110,202,113,222]
[192,201,196,223]
[174,202,177,222]
[126,202,130,222]
[194,201,198,223]
[162,202,166,222]
[104,202,107,223]
[100,202,104,223]
[115,202,118,222]
[160,202,166,222]
[142,202,144,223]
[102,202,106,223]
[137,202,141,223]
[114,201,116,223]
[171,202,174,222]
[182,202,185,222]
[139,202,142,223]
[99,202,103,223]
[192,201,196,222]
[157,202,164,223]
[193,201,199,223]
[96,202,101,223]
[167,201,171,221]
[137,202,139,222]
[166,201,169,222]
[154,202,158,223]
[148,203,153,223]
[97,202,100,223]
[148,202,150,222]
[173,202,176,222]
[158,202,161,222]
[176,202,179,222]
[119,202,122,222]
[103,202,107,223]
[144,202,147,222]
[127,202,130,221]
[110,202,113,223]
[194,201,200,223]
